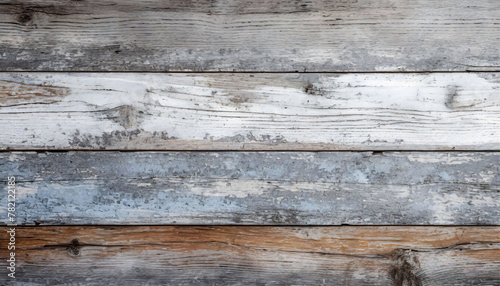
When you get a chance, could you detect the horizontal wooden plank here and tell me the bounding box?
[0,0,498,71]
[1,73,500,150]
[1,151,499,225]
[0,226,499,285]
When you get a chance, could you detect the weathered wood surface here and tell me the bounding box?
[1,151,498,225]
[0,226,499,285]
[1,72,500,150]
[0,0,499,71]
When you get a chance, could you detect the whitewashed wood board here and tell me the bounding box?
[1,151,498,225]
[1,72,499,150]
[0,0,499,71]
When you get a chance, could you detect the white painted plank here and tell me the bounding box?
[0,73,499,150]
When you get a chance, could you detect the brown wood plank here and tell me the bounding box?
[0,226,499,285]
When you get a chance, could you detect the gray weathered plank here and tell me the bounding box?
[1,151,499,225]
[1,72,500,150]
[1,226,499,285]
[0,0,499,71]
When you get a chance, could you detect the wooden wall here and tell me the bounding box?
[0,0,499,285]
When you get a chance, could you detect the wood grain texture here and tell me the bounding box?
[0,226,499,285]
[1,151,499,225]
[1,72,500,150]
[0,0,499,71]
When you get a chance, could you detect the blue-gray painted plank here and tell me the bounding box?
[1,151,498,225]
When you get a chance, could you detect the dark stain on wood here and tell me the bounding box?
[6,2,80,16]
[70,129,142,148]
[229,94,250,103]
[304,82,325,96]
[67,239,81,256]
[17,9,34,25]
[68,129,178,149]
[445,85,459,109]
[389,249,422,286]
[104,105,145,129]
[37,238,81,256]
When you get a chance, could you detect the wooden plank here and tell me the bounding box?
[0,226,499,285]
[0,0,499,71]
[1,151,499,225]
[1,73,500,150]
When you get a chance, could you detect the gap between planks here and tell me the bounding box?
[2,149,500,152]
[1,71,500,73]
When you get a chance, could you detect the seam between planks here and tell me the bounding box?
[0,71,500,73]
[2,150,500,152]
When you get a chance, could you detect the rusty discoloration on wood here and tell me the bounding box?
[0,80,70,106]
